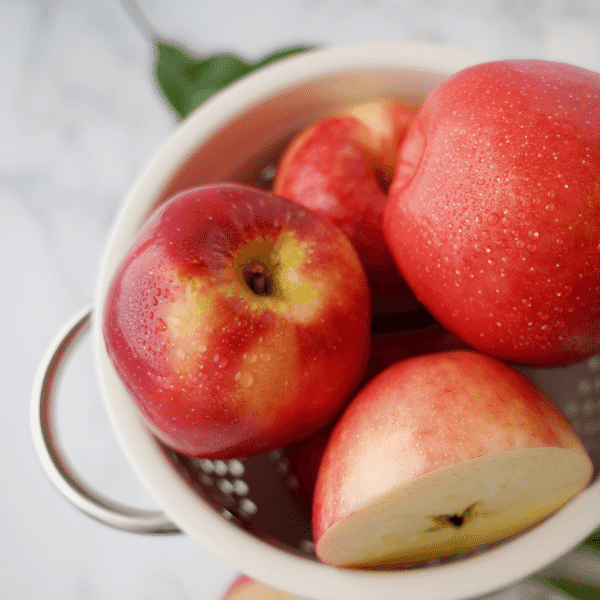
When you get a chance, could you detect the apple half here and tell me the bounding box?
[222,575,310,600]
[312,351,593,568]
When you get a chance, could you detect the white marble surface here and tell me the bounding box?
[4,0,600,598]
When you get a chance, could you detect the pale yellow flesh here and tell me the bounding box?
[229,579,310,600]
[316,447,593,567]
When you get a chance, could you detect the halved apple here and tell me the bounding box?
[222,575,310,600]
[312,351,593,567]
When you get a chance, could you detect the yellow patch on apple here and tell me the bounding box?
[228,232,323,324]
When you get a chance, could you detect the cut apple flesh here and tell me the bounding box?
[315,446,592,568]
[227,579,309,599]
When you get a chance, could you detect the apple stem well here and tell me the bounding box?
[242,260,274,296]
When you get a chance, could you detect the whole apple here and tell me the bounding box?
[385,60,600,365]
[273,99,427,328]
[103,183,371,458]
[312,351,593,568]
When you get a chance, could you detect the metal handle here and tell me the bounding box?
[30,304,181,534]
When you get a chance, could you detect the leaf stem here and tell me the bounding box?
[119,0,160,44]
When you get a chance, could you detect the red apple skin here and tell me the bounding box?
[103,183,371,458]
[273,100,423,324]
[283,424,332,509]
[367,322,469,380]
[384,60,600,366]
[222,575,252,598]
[312,351,591,552]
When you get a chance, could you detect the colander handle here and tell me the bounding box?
[31,304,181,535]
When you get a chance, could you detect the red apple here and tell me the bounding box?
[103,183,371,458]
[273,99,424,326]
[312,351,593,568]
[384,59,600,366]
[222,575,309,599]
[367,322,469,380]
[283,424,332,509]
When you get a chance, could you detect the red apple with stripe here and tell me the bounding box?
[103,183,371,458]
[273,99,425,327]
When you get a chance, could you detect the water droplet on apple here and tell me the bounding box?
[481,230,491,239]
[515,239,525,249]
[556,237,564,245]
[488,212,500,226]
[235,371,254,389]
[156,318,167,331]
[475,214,483,224]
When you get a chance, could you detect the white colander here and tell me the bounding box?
[31,41,600,600]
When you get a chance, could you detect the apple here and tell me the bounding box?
[367,322,469,380]
[103,183,371,458]
[384,59,600,365]
[283,424,332,509]
[312,351,593,568]
[273,99,426,328]
[222,575,309,600]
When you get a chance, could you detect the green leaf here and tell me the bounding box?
[155,41,311,119]
[580,526,600,559]
[542,578,600,600]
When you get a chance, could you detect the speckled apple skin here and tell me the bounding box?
[312,351,590,545]
[385,60,600,365]
[103,183,371,458]
[274,100,422,320]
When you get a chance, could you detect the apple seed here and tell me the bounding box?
[430,502,478,530]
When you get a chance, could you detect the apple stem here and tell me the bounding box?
[244,260,274,296]
[374,164,393,194]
